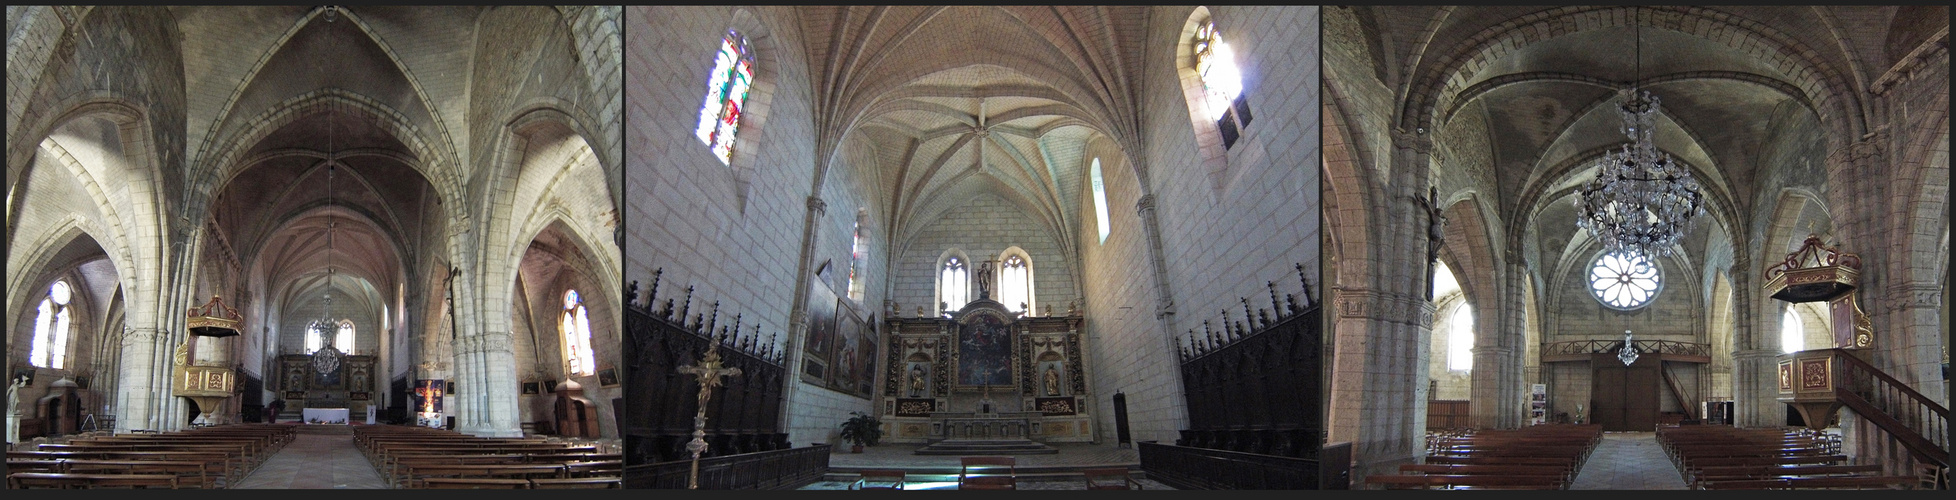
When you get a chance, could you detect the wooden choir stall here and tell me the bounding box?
[619,270,831,490]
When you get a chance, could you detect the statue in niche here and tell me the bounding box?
[908,364,928,397]
[1043,365,1061,397]
[976,260,995,300]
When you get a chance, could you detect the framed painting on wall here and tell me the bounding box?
[800,279,840,385]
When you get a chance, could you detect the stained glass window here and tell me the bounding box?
[695,31,755,165]
[1091,158,1111,243]
[940,257,968,315]
[563,290,596,376]
[1000,255,1032,313]
[30,280,73,369]
[1194,21,1242,120]
[1193,20,1252,149]
[1590,251,1661,310]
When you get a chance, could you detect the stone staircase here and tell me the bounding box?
[914,439,1059,455]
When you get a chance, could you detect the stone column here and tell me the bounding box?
[114,327,167,432]
[778,195,825,445]
[1332,290,1434,477]
[1471,259,1527,429]
[1134,193,1189,442]
[1328,128,1437,479]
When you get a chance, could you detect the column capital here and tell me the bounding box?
[806,196,827,214]
[1135,194,1157,213]
[1391,128,1433,154]
[1826,137,1883,165]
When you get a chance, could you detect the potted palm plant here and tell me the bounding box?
[838,411,883,453]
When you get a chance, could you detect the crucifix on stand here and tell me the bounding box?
[677,342,742,489]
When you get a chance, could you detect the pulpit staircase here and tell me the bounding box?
[1832,351,1948,470]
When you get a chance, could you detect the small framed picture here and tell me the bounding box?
[73,375,90,390]
[444,381,455,394]
[598,368,619,388]
[521,382,541,395]
[543,380,558,393]
[11,368,33,386]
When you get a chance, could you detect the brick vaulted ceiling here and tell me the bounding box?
[796,5,1152,252]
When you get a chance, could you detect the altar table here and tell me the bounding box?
[302,408,350,424]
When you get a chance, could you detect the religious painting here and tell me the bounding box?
[522,382,542,395]
[1778,361,1795,392]
[413,379,444,414]
[598,368,620,388]
[829,303,864,396]
[958,313,1014,386]
[851,315,878,398]
[894,398,936,417]
[801,279,839,385]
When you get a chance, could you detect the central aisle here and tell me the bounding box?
[232,431,388,489]
[1568,432,1688,490]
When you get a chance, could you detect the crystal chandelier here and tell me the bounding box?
[1575,16,1705,259]
[1618,330,1639,366]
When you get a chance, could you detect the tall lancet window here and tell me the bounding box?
[1090,158,1111,243]
[940,256,968,315]
[999,254,1032,314]
[305,320,326,354]
[30,280,74,369]
[847,215,867,301]
[336,320,356,353]
[1194,19,1252,148]
[1780,307,1804,354]
[695,31,755,165]
[562,290,596,376]
[1448,306,1474,372]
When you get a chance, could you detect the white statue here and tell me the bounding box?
[9,375,29,444]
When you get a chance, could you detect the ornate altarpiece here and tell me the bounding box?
[278,353,376,415]
[879,298,1093,443]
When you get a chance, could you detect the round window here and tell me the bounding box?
[1589,251,1660,310]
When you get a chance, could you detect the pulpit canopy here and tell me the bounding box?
[1764,236,1860,303]
[187,295,243,337]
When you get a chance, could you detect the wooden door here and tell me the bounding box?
[1591,354,1660,431]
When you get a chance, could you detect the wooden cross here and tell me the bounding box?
[677,343,742,489]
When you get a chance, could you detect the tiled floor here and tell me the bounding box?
[231,434,389,489]
[1567,432,1687,490]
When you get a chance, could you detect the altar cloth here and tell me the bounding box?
[302,408,350,424]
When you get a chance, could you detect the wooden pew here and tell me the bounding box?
[421,478,532,489]
[62,459,220,489]
[1785,476,1916,490]
[7,472,181,489]
[403,464,565,488]
[530,477,622,489]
